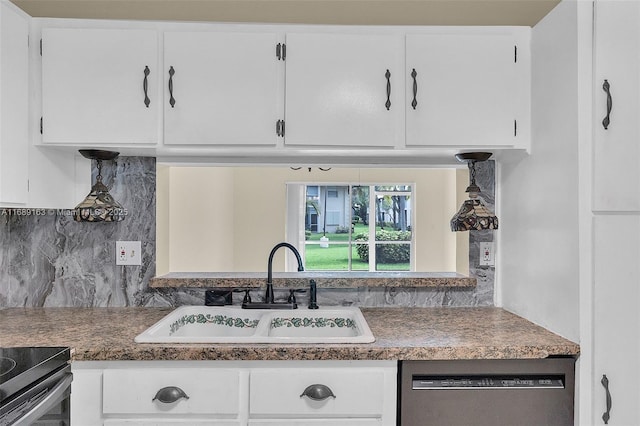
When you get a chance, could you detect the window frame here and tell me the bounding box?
[300,182,415,272]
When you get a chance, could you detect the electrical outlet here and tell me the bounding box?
[479,242,495,266]
[116,241,142,266]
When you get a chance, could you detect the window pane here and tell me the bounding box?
[304,243,351,271]
[352,242,369,270]
[375,243,411,271]
[375,194,412,241]
[302,183,412,272]
[351,185,370,231]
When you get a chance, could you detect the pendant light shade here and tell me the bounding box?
[73,150,125,223]
[450,152,498,232]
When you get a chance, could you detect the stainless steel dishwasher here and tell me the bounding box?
[398,357,575,426]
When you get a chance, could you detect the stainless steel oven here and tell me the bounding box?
[398,357,575,426]
[0,347,71,426]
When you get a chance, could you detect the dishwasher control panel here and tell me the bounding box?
[412,375,565,390]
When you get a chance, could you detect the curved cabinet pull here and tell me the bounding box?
[385,69,392,111]
[143,66,150,108]
[300,384,336,401]
[601,375,612,424]
[168,66,176,108]
[411,68,418,110]
[276,119,285,137]
[152,386,189,404]
[602,79,612,129]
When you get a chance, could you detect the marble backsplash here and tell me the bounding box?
[0,158,495,308]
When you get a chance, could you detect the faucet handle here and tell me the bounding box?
[287,289,306,304]
[233,288,252,304]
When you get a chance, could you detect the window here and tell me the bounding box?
[303,184,413,271]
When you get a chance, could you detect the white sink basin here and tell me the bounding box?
[259,309,372,343]
[135,306,375,344]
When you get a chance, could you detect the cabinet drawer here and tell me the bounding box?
[103,368,240,415]
[249,368,385,417]
[249,421,381,425]
[105,422,240,425]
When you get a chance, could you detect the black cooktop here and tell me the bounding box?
[0,347,70,405]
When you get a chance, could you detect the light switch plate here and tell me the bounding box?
[116,241,142,266]
[479,242,495,266]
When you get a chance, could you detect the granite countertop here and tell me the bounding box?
[0,307,579,361]
[150,272,476,289]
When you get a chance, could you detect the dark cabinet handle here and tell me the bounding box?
[168,66,176,108]
[411,68,418,110]
[276,119,285,137]
[385,69,391,111]
[276,43,286,61]
[143,66,150,108]
[602,79,612,129]
[300,384,336,401]
[152,386,189,404]
[601,374,612,424]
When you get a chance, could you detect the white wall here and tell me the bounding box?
[167,167,236,272]
[499,0,581,342]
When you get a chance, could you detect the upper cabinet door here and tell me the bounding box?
[406,32,520,147]
[163,32,281,146]
[284,33,404,148]
[41,28,159,145]
[0,2,29,204]
[593,1,640,212]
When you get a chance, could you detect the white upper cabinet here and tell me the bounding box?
[0,1,29,204]
[36,22,531,157]
[284,33,404,148]
[163,31,282,146]
[406,31,521,147]
[41,28,159,145]
[593,1,640,212]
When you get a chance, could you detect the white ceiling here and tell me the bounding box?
[10,0,561,26]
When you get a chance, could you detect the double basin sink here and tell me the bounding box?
[135,306,375,344]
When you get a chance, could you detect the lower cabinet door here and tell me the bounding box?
[102,368,240,416]
[249,368,386,418]
[593,215,640,425]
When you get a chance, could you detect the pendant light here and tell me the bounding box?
[73,149,125,222]
[450,152,498,232]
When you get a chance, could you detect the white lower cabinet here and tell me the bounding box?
[105,422,240,425]
[249,367,393,422]
[71,360,397,426]
[248,421,380,425]
[593,215,640,425]
[102,368,240,416]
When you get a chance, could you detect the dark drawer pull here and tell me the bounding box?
[152,386,189,403]
[300,384,336,401]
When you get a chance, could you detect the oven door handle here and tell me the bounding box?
[12,373,73,426]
